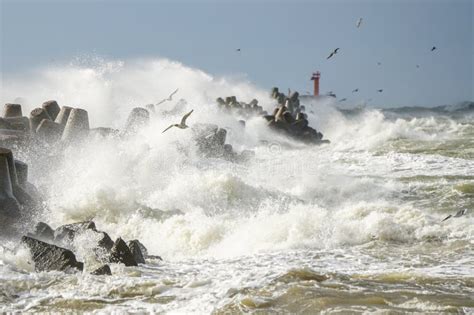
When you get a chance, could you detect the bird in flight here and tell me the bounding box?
[339,98,347,102]
[356,18,363,28]
[416,64,420,68]
[327,48,340,59]
[377,62,382,66]
[236,48,241,52]
[162,109,194,133]
[157,88,179,105]
[352,88,359,93]
[377,89,383,93]
[442,209,467,222]
[431,46,437,51]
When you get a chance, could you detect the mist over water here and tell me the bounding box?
[1,57,473,313]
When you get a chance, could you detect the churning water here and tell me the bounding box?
[1,58,473,314]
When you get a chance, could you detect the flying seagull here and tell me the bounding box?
[339,98,347,102]
[442,209,468,222]
[431,46,437,51]
[356,18,363,28]
[236,48,241,52]
[352,88,359,93]
[377,89,383,93]
[377,62,382,66]
[162,109,194,133]
[327,48,340,59]
[416,64,420,68]
[157,88,179,105]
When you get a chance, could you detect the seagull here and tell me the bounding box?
[339,98,347,102]
[377,62,382,66]
[327,48,340,59]
[431,46,437,51]
[352,88,359,93]
[162,109,194,133]
[356,18,363,28]
[442,209,468,222]
[377,89,383,93]
[157,88,179,105]
[416,64,420,68]
[236,48,241,52]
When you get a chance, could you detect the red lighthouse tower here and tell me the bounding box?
[311,71,320,96]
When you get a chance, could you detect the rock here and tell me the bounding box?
[36,119,63,142]
[91,264,111,275]
[21,236,83,272]
[42,101,60,121]
[128,240,146,264]
[54,106,73,126]
[97,231,114,251]
[61,108,89,142]
[29,108,52,132]
[3,104,22,118]
[124,107,149,134]
[54,221,96,243]
[31,222,55,242]
[109,237,137,266]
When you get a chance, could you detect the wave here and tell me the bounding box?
[1,56,472,261]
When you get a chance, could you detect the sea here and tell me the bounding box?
[1,58,473,314]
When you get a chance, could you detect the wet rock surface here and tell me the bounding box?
[21,236,84,272]
[109,237,138,266]
[91,264,112,276]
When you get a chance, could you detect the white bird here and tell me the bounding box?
[157,88,179,105]
[327,48,340,59]
[356,18,363,28]
[442,209,468,222]
[162,109,194,133]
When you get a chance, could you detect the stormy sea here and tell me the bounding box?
[1,58,473,314]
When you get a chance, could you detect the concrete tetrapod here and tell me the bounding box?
[3,104,23,118]
[61,108,90,142]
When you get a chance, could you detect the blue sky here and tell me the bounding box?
[1,0,472,107]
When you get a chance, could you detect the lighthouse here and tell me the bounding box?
[311,71,320,96]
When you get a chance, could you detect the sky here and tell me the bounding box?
[0,0,472,107]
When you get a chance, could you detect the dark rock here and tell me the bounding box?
[42,100,60,121]
[109,237,138,266]
[21,236,83,272]
[97,231,114,251]
[91,264,112,275]
[54,221,96,243]
[128,240,146,264]
[32,222,54,242]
